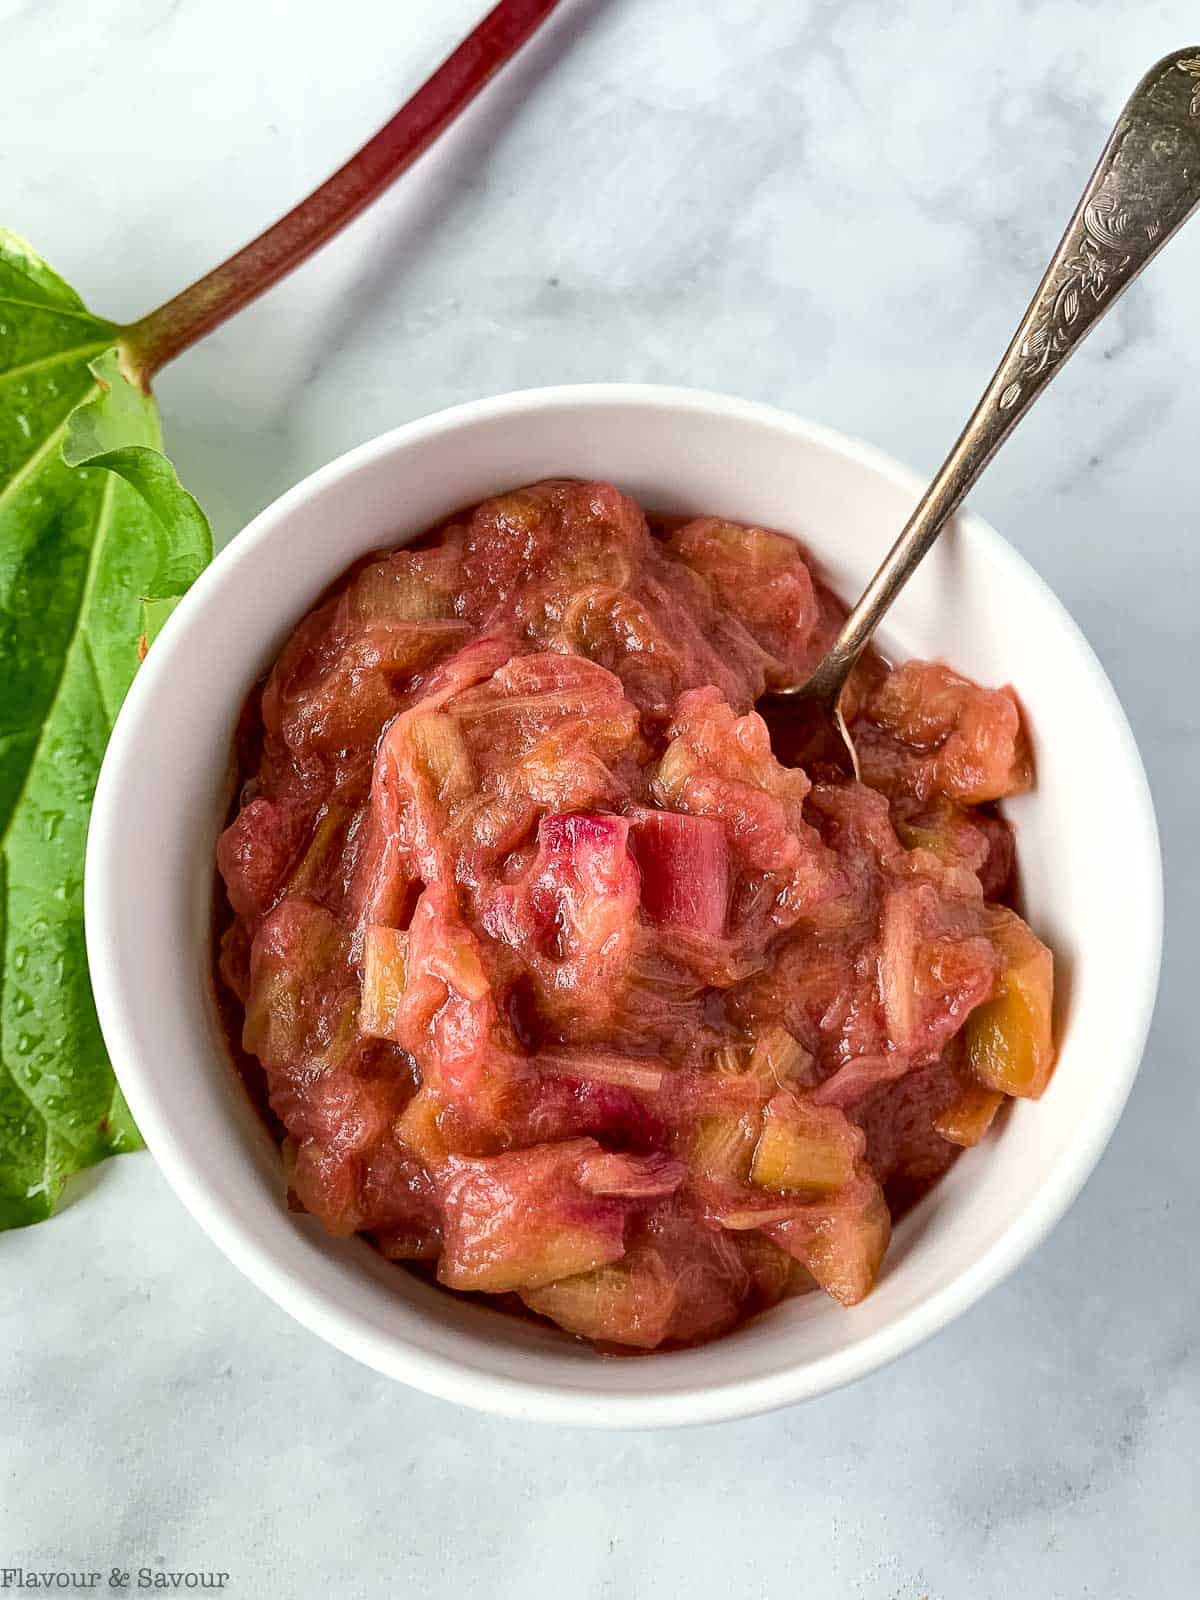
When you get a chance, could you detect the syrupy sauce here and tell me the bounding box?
[209,490,1024,1347]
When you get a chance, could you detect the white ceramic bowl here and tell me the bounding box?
[86,386,1162,1427]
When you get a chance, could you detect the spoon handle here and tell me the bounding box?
[810,46,1200,700]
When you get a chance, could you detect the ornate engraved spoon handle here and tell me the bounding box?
[808,47,1200,701]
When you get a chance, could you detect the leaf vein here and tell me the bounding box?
[0,411,74,515]
[0,341,110,386]
[81,627,116,728]
[0,294,116,329]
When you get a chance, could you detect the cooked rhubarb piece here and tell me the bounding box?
[366,1154,444,1261]
[387,884,525,1141]
[966,909,1055,1098]
[460,480,647,612]
[534,1049,665,1095]
[360,707,478,890]
[286,1139,361,1237]
[750,1095,863,1195]
[483,811,641,1038]
[340,544,460,626]
[217,919,251,1004]
[934,1080,1005,1146]
[437,1139,679,1293]
[735,786,1001,1078]
[557,579,769,719]
[359,926,409,1040]
[272,619,473,757]
[735,1230,815,1308]
[764,1175,892,1306]
[654,688,810,842]
[668,517,819,682]
[689,1111,762,1185]
[878,883,924,1050]
[217,797,309,919]
[243,897,356,1074]
[852,1053,969,1202]
[521,1211,764,1348]
[630,808,730,937]
[575,1147,686,1199]
[683,1031,815,1184]
[216,477,1054,1350]
[405,711,476,806]
[291,1124,442,1253]
[453,653,642,765]
[396,1088,450,1170]
[855,660,1032,804]
[286,803,353,901]
[744,1026,816,1090]
[525,812,639,957]
[652,687,841,942]
[810,1053,911,1109]
[878,883,999,1062]
[520,1244,679,1348]
[271,1051,404,1155]
[891,794,1014,900]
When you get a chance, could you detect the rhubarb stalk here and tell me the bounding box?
[119,0,562,389]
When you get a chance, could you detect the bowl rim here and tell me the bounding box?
[85,382,1163,1427]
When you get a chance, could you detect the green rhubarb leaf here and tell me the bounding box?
[0,230,211,1228]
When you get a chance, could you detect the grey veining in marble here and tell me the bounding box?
[2,1,1197,1595]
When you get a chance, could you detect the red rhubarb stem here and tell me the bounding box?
[119,0,562,389]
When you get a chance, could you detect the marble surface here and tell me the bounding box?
[2,0,1198,1593]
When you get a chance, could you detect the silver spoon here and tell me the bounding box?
[766,46,1200,773]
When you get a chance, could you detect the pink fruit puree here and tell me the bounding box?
[215,480,1053,1350]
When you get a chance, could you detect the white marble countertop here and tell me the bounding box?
[3,1,1197,1594]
